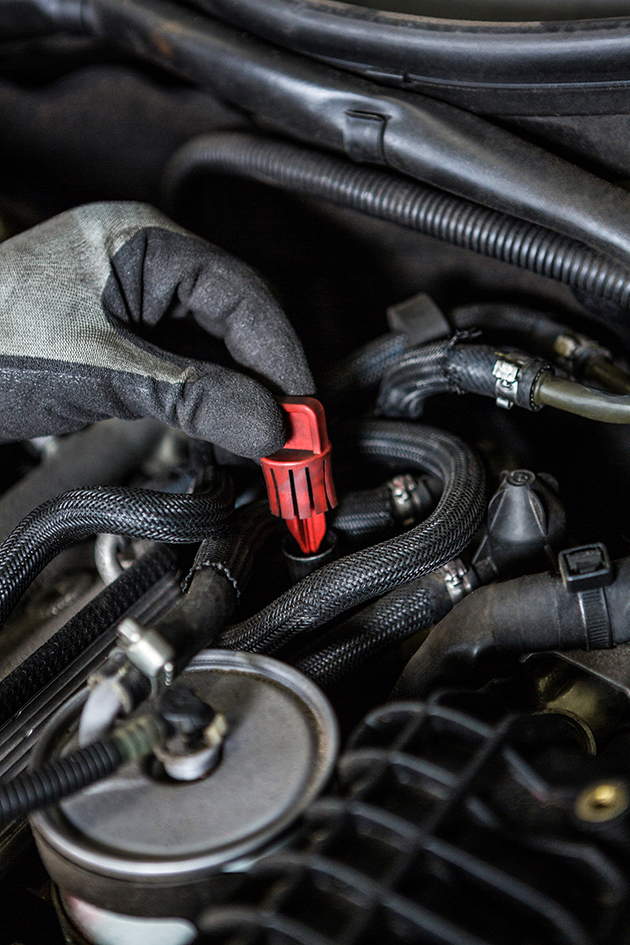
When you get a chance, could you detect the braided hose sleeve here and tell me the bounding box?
[0,477,234,627]
[331,484,397,539]
[294,571,453,687]
[220,421,485,654]
[163,133,630,310]
[378,342,502,418]
[321,333,409,403]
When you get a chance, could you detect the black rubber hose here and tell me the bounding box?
[378,341,550,418]
[185,501,276,596]
[321,333,409,405]
[183,0,630,97]
[0,0,83,38]
[332,484,399,540]
[89,4,630,269]
[156,502,277,673]
[297,468,565,685]
[332,476,441,540]
[162,132,630,310]
[0,545,178,728]
[294,571,453,688]
[0,419,167,545]
[393,554,630,700]
[379,336,630,423]
[220,421,485,654]
[449,302,630,386]
[450,304,575,356]
[0,479,234,627]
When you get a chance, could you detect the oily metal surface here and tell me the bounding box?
[31,651,338,880]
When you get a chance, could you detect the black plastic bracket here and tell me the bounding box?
[386,293,451,347]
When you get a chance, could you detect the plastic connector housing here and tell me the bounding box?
[261,397,337,555]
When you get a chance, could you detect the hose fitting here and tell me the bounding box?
[394,543,630,700]
[378,341,550,418]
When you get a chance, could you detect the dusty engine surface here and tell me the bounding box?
[5,4,630,944]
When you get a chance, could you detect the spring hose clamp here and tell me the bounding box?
[438,558,475,605]
[492,354,522,410]
[261,397,337,555]
[389,474,424,528]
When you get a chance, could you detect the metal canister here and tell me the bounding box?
[31,650,338,945]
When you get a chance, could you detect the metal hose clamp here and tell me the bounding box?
[388,474,426,527]
[492,354,523,410]
[492,353,550,411]
[117,618,175,692]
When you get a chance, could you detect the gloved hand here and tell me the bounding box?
[0,202,314,459]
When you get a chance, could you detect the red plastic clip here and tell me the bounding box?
[261,397,337,555]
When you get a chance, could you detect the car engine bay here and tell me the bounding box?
[5,3,630,943]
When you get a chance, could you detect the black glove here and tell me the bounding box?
[0,202,314,459]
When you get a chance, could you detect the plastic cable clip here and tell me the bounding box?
[261,397,337,555]
[558,543,614,592]
[558,544,614,649]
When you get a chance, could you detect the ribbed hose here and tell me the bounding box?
[0,479,233,627]
[0,714,162,826]
[163,133,630,309]
[294,572,452,687]
[0,739,121,826]
[220,421,485,654]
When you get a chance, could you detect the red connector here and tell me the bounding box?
[261,397,337,555]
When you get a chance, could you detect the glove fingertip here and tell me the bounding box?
[172,368,288,460]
